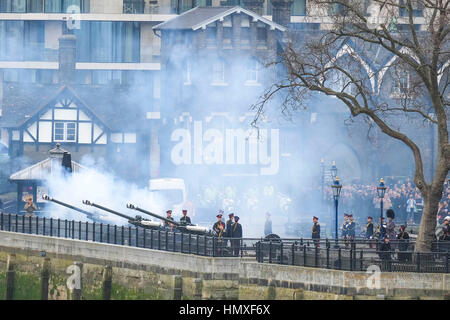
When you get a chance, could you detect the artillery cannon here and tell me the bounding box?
[42,194,105,223]
[82,200,162,229]
[126,203,211,235]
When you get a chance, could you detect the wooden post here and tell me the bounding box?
[5,254,16,300]
[40,257,51,300]
[266,279,276,300]
[193,278,203,300]
[173,275,182,300]
[102,265,113,300]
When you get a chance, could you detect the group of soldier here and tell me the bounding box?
[212,210,243,256]
[161,208,243,256]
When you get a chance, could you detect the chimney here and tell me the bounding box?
[270,0,292,28]
[58,22,77,85]
[61,151,73,174]
[242,0,265,15]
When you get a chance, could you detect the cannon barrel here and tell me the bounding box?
[83,200,162,228]
[82,200,138,221]
[42,194,100,221]
[126,203,181,226]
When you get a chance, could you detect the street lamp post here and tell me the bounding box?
[330,161,337,180]
[331,176,342,248]
[320,159,325,203]
[377,178,387,240]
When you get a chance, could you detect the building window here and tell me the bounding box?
[170,0,194,14]
[212,60,226,85]
[123,0,144,14]
[54,122,76,142]
[206,27,216,47]
[241,27,250,45]
[75,21,140,63]
[245,59,261,85]
[0,0,26,12]
[223,27,232,46]
[195,0,212,6]
[291,0,306,16]
[45,0,89,13]
[399,0,423,17]
[0,0,89,12]
[392,70,410,95]
[92,70,122,85]
[0,21,45,61]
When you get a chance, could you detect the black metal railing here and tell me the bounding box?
[0,213,449,273]
[254,237,450,273]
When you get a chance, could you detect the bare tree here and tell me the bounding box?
[253,0,449,252]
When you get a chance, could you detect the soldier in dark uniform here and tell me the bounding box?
[397,225,411,262]
[180,209,191,225]
[212,212,225,256]
[366,216,374,248]
[378,217,387,239]
[225,213,234,247]
[378,236,392,271]
[163,210,175,230]
[312,216,320,247]
[347,214,356,247]
[341,213,349,242]
[231,216,243,256]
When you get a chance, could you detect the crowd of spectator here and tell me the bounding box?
[322,176,450,226]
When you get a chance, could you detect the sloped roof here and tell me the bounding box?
[9,157,85,181]
[0,84,149,132]
[153,6,287,32]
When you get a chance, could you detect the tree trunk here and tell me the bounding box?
[415,190,440,253]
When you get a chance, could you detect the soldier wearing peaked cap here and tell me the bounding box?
[231,216,243,256]
[225,213,235,243]
[347,214,356,241]
[312,216,320,247]
[212,212,225,237]
[180,209,191,225]
[163,210,175,230]
[212,212,226,256]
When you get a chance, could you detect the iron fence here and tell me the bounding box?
[0,213,449,273]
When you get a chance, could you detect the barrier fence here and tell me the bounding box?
[0,213,448,273]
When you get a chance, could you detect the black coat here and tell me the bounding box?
[225,219,234,237]
[366,222,374,238]
[378,242,392,260]
[312,223,320,239]
[397,231,410,251]
[180,216,191,225]
[231,222,243,238]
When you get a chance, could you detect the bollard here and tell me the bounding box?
[102,265,113,300]
[266,279,276,300]
[41,257,51,300]
[173,275,183,300]
[193,278,203,300]
[5,254,16,300]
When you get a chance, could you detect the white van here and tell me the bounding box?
[149,178,187,217]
